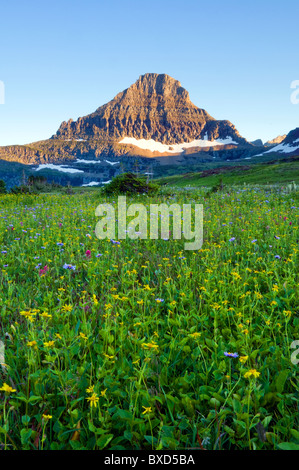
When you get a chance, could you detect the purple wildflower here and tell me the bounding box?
[224,352,239,358]
[63,263,76,271]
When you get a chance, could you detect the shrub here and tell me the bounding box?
[102,172,159,195]
[0,179,7,194]
[10,184,31,194]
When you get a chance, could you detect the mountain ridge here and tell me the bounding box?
[55,73,248,146]
[0,73,297,176]
[258,128,299,157]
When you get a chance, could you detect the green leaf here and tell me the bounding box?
[74,320,81,335]
[290,429,299,442]
[20,428,32,445]
[224,425,235,436]
[117,409,134,420]
[96,434,114,449]
[144,435,158,446]
[275,370,289,394]
[212,392,225,403]
[124,430,133,441]
[88,419,97,433]
[210,398,220,408]
[233,399,242,413]
[0,426,8,434]
[262,416,272,428]
[205,338,217,348]
[278,442,299,450]
[233,419,247,430]
[70,440,83,450]
[13,396,28,403]
[22,415,31,425]
[28,395,42,403]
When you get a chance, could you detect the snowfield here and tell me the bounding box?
[105,160,120,165]
[82,181,100,187]
[76,159,101,164]
[260,139,299,155]
[119,136,239,153]
[35,164,84,174]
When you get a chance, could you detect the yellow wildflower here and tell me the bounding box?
[142,406,152,415]
[61,304,72,313]
[239,356,248,364]
[0,383,16,393]
[189,332,201,339]
[86,393,99,408]
[244,369,261,379]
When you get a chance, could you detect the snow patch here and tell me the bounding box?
[105,160,120,165]
[119,136,239,154]
[82,181,100,187]
[35,164,84,174]
[262,141,299,155]
[76,159,101,164]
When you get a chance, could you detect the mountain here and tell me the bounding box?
[265,135,287,146]
[55,73,248,148]
[0,73,251,167]
[259,128,299,157]
[250,139,263,146]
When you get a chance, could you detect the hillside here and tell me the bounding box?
[157,157,299,187]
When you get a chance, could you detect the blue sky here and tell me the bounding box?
[0,0,298,146]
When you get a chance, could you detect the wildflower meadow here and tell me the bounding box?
[0,186,298,450]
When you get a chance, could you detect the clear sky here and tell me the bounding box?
[0,0,298,146]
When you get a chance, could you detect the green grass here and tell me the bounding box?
[157,160,299,188]
[0,186,298,450]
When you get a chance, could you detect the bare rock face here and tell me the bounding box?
[265,135,287,146]
[0,73,251,166]
[261,128,299,155]
[250,139,263,146]
[279,128,299,149]
[55,73,248,145]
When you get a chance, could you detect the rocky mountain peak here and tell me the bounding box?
[265,135,287,146]
[55,73,248,146]
[124,73,191,102]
